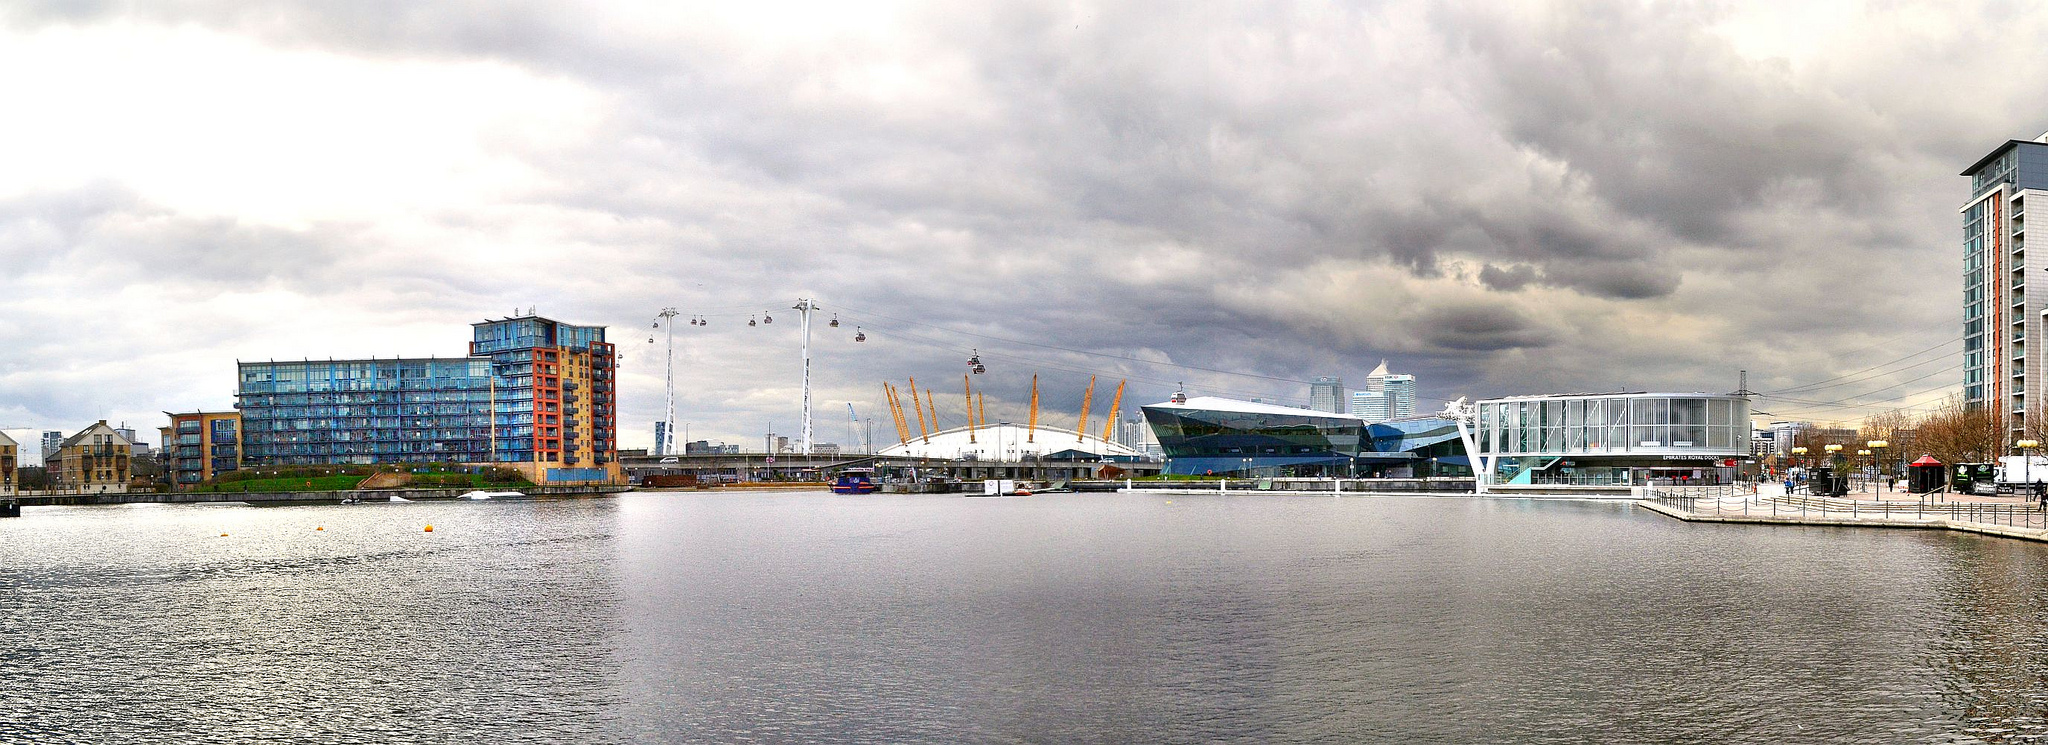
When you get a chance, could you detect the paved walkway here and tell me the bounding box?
[1640,488,2048,544]
[1761,481,2028,505]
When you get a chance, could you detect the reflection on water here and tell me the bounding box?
[10,493,2048,741]
[0,500,625,743]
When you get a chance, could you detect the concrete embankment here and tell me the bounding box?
[1634,499,2048,544]
[15,484,629,507]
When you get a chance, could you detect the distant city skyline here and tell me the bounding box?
[1309,377,1347,415]
[1354,361,1418,423]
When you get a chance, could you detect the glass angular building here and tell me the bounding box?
[234,314,618,483]
[1140,396,1467,477]
[1471,392,1752,485]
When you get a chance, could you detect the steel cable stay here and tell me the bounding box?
[1763,335,1963,394]
[830,304,1331,387]
[836,308,1469,407]
[845,317,1287,399]
[666,298,1328,400]
[1757,361,1963,408]
[1768,318,1958,365]
[1763,340,1962,395]
[849,317,1315,408]
[681,297,1472,408]
[1759,390,1956,417]
[1754,369,1964,415]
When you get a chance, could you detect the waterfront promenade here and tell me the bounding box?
[1637,483,2048,544]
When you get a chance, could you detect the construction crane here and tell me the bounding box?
[1102,379,1126,442]
[845,403,858,453]
[1076,376,1097,443]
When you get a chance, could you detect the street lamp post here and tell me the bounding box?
[2020,439,2041,502]
[1857,449,1872,495]
[1825,444,1844,496]
[1791,446,1808,494]
[1868,439,1888,497]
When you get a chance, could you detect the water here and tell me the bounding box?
[7,492,2048,742]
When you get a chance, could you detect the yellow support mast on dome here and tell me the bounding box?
[1077,376,1097,443]
[883,383,910,445]
[964,374,977,444]
[1028,375,1039,443]
[1102,379,1126,442]
[908,377,930,444]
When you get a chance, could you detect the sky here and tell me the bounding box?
[0,0,2039,456]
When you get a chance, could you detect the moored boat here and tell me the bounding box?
[459,490,526,500]
[831,469,879,495]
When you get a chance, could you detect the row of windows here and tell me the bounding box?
[244,404,492,417]
[240,391,493,405]
[247,428,495,440]
[243,418,493,430]
[1476,397,1751,455]
[246,443,492,456]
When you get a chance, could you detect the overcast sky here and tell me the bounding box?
[0,0,2037,453]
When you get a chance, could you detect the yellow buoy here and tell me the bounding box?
[220,533,229,537]
[424,525,434,532]
[315,526,324,531]
[1165,501,1172,505]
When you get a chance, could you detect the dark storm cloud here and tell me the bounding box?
[1477,264,1537,292]
[0,1,2017,439]
[1416,303,1550,352]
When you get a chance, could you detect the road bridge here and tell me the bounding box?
[619,452,1162,486]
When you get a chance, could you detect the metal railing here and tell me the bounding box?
[1646,487,2048,530]
[1528,474,1633,486]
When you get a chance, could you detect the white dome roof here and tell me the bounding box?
[877,423,1139,461]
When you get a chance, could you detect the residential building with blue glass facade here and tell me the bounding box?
[227,313,620,484]
[469,315,618,482]
[238,358,495,465]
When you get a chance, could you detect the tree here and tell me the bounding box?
[1914,394,2003,466]
[1792,422,1860,471]
[1859,408,1918,477]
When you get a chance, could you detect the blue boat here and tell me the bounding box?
[831,468,878,495]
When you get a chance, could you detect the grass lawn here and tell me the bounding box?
[194,475,367,493]
[404,474,521,489]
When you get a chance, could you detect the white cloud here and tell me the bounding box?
[0,0,2024,445]
[0,22,605,223]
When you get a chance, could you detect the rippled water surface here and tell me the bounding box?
[10,492,2048,742]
